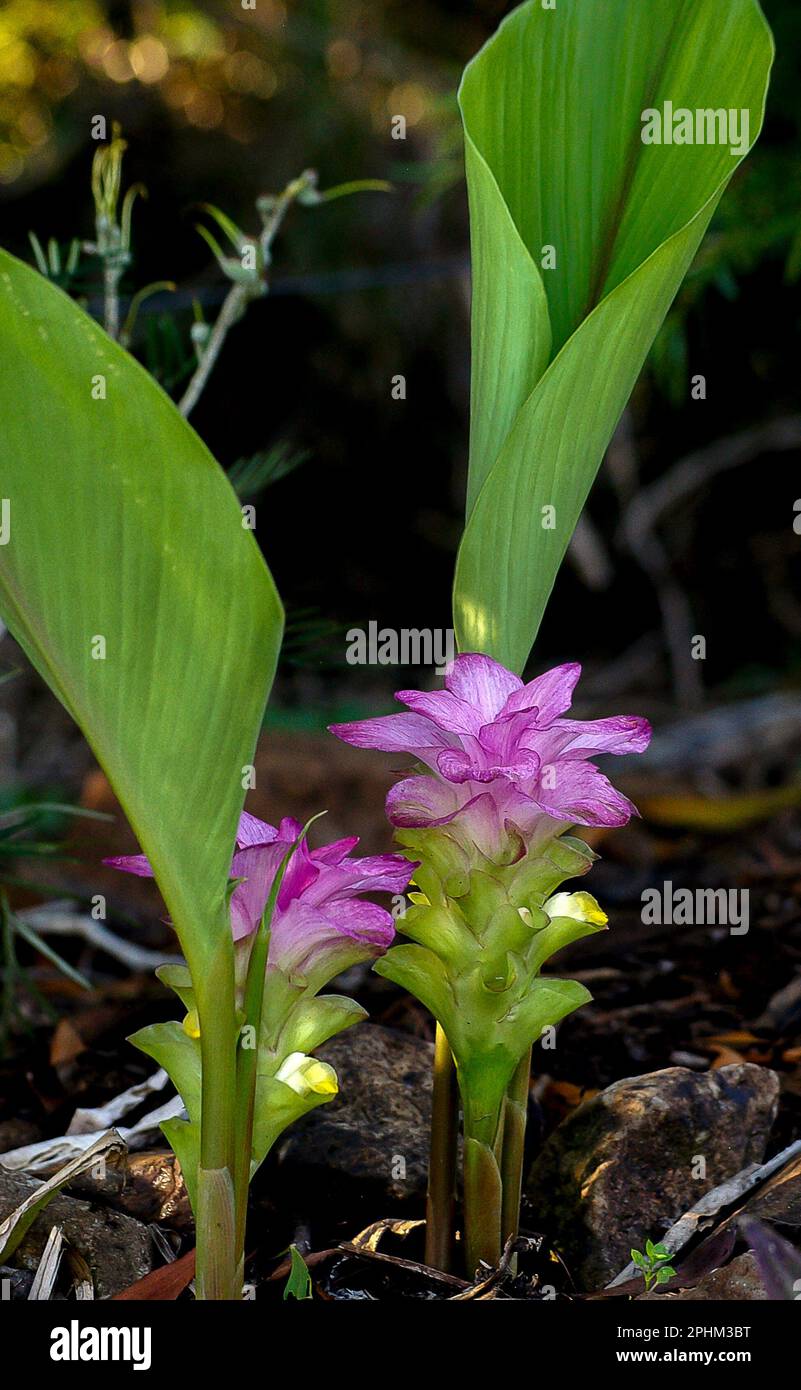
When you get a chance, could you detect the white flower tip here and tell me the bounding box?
[275,1051,338,1098]
[544,890,608,927]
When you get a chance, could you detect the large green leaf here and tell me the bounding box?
[454,0,773,672]
[0,249,283,977]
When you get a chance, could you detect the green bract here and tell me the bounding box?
[378,825,604,1271]
[453,0,774,673]
[131,961,364,1213]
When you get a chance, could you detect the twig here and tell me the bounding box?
[18,900,182,973]
[620,416,801,540]
[567,514,614,591]
[28,1225,64,1301]
[617,416,801,709]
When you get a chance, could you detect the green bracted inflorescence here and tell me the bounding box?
[129,956,365,1212]
[375,822,608,1270]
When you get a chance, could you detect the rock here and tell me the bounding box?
[0,1119,41,1154]
[274,1024,433,1217]
[0,1264,34,1299]
[638,1252,766,1301]
[526,1064,779,1291]
[112,1152,193,1232]
[0,1168,153,1298]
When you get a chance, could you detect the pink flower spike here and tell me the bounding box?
[105,813,416,980]
[331,651,651,855]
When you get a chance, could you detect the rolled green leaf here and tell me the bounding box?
[454,0,773,672]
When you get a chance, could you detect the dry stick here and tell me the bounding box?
[617,414,801,710]
[622,415,801,538]
[566,513,614,591]
[424,1024,459,1273]
[19,900,181,973]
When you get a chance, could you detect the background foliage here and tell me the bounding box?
[0,0,799,713]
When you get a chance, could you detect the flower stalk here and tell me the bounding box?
[194,935,240,1299]
[424,1023,459,1272]
[500,1047,531,1252]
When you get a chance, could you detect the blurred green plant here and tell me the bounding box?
[0,796,100,885]
[228,441,309,501]
[0,891,91,1048]
[0,794,114,1046]
[651,146,801,403]
[179,171,389,417]
[26,233,81,292]
[283,1244,313,1300]
[0,689,102,1045]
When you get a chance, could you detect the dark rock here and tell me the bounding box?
[526,1064,779,1291]
[274,1024,433,1217]
[0,1264,34,1299]
[0,1168,153,1298]
[638,1252,766,1301]
[0,1119,41,1154]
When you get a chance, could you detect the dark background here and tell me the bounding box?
[0,0,799,724]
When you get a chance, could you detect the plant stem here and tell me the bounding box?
[231,831,306,1269]
[195,938,240,1300]
[179,171,316,419]
[462,1132,503,1276]
[500,1047,531,1247]
[196,1165,238,1300]
[102,262,122,340]
[460,1083,505,1275]
[178,283,248,418]
[424,1023,458,1272]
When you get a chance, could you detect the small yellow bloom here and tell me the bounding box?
[544,890,608,927]
[182,1008,201,1038]
[275,1051,338,1098]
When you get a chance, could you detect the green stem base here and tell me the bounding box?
[424,1024,459,1272]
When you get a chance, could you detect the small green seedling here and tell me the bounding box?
[631,1240,677,1293]
[283,1245,313,1301]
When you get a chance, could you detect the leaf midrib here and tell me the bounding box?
[580,0,690,325]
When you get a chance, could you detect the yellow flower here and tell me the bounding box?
[275,1051,338,1098]
[182,1007,201,1038]
[544,890,608,927]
